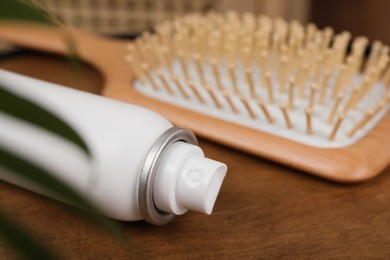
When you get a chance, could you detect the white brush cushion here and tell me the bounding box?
[133,59,389,149]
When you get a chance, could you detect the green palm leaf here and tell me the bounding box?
[0,211,57,260]
[0,0,52,24]
[0,87,90,157]
[0,146,122,236]
[0,86,130,257]
[0,1,131,258]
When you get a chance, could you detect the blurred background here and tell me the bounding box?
[0,0,389,52]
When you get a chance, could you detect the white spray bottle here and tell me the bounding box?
[0,69,227,225]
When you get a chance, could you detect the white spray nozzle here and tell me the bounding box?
[153,142,227,216]
[177,156,226,215]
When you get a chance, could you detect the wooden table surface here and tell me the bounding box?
[1,52,390,259]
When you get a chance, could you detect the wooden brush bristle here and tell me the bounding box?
[127,11,390,148]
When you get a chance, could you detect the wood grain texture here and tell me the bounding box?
[1,55,390,258]
[0,22,389,183]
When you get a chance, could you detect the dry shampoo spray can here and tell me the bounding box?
[0,69,227,225]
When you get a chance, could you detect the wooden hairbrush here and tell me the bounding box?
[0,11,389,183]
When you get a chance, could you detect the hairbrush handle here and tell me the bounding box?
[0,22,69,54]
[0,21,133,91]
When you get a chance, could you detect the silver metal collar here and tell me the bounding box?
[138,127,198,225]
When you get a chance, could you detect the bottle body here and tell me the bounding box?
[0,70,227,224]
